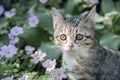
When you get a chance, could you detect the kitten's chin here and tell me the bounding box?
[63,48,77,53]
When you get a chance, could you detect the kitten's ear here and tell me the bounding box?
[52,7,64,30]
[84,6,96,23]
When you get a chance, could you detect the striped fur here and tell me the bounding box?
[52,7,120,80]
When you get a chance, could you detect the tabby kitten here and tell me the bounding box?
[52,6,120,80]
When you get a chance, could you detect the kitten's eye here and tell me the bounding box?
[76,34,83,40]
[60,34,66,41]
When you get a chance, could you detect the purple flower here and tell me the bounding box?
[31,51,46,64]
[9,37,19,45]
[8,33,14,39]
[11,8,16,12]
[8,26,23,45]
[0,5,4,16]
[0,44,18,58]
[25,45,35,55]
[90,0,99,4]
[4,8,16,18]
[1,75,14,80]
[39,0,48,4]
[10,26,23,36]
[54,67,67,80]
[28,8,34,16]
[42,59,56,72]
[18,75,31,80]
[28,15,39,28]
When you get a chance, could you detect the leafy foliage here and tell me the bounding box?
[39,42,61,60]
[0,0,120,79]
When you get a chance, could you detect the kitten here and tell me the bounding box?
[52,6,120,80]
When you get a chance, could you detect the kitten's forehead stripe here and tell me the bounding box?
[65,16,82,27]
[66,23,77,35]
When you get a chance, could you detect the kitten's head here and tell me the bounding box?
[52,7,96,54]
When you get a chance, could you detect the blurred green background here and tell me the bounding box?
[0,0,120,79]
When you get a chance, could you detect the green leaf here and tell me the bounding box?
[101,0,115,14]
[115,0,120,12]
[112,16,120,32]
[20,28,49,47]
[0,35,9,45]
[36,11,53,35]
[105,11,119,19]
[39,42,61,60]
[0,18,9,29]
[100,33,120,50]
[0,63,7,78]
[95,13,104,23]
[0,64,7,72]
[95,24,105,30]
[64,0,81,13]
[0,0,11,7]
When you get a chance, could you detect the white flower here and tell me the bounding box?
[4,8,16,18]
[18,75,31,80]
[42,59,56,72]
[31,51,46,64]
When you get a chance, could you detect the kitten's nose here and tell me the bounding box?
[68,44,74,49]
